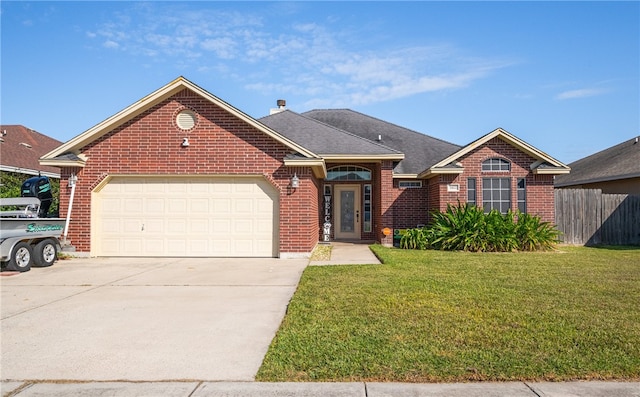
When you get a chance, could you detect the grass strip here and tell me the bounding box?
[258,246,640,382]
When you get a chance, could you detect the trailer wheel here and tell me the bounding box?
[33,239,57,267]
[6,242,33,272]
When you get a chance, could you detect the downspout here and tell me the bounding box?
[63,173,78,245]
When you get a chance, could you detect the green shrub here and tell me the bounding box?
[400,202,559,252]
[430,202,487,251]
[399,227,433,250]
[515,211,560,251]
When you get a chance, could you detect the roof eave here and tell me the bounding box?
[419,168,465,179]
[41,77,318,161]
[284,158,327,179]
[321,154,405,162]
[534,168,571,175]
[555,172,640,187]
[0,165,61,178]
[430,128,570,170]
[393,173,420,179]
[39,158,87,168]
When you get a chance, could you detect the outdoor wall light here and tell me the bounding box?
[68,173,78,187]
[291,173,300,189]
[181,137,190,147]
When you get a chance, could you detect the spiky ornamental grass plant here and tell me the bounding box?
[400,202,560,252]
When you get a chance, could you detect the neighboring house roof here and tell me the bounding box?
[0,125,62,178]
[258,110,404,162]
[555,136,640,187]
[40,76,322,171]
[303,109,461,176]
[422,128,571,178]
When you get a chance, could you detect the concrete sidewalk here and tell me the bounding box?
[309,241,381,266]
[3,380,639,396]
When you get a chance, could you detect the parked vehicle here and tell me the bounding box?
[1,176,64,272]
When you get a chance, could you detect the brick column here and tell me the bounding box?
[379,160,395,246]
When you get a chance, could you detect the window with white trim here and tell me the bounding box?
[482,178,511,214]
[482,158,510,172]
[398,181,422,188]
[327,166,371,181]
[467,178,476,206]
[517,178,526,213]
[363,184,372,232]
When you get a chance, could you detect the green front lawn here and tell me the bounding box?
[257,246,640,382]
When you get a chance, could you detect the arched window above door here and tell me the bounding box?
[327,166,372,181]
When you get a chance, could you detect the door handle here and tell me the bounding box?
[356,210,359,222]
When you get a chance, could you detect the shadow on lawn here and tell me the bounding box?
[588,245,640,251]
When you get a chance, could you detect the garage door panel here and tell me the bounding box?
[166,239,187,256]
[257,219,273,233]
[234,239,253,253]
[101,238,121,255]
[123,239,143,254]
[95,176,277,257]
[145,219,164,233]
[189,181,209,194]
[168,199,188,213]
[213,199,231,213]
[211,240,231,255]
[186,239,209,255]
[144,182,166,194]
[255,239,273,254]
[189,219,209,234]
[101,219,122,233]
[233,219,253,233]
[124,198,144,212]
[146,198,165,213]
[123,220,142,233]
[211,183,232,194]
[234,199,253,213]
[144,239,164,255]
[189,198,209,214]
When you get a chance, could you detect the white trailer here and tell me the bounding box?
[0,197,65,272]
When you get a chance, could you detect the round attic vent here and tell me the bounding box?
[176,109,197,130]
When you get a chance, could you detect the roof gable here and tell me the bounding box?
[555,136,640,186]
[0,125,62,177]
[422,128,570,178]
[41,77,318,167]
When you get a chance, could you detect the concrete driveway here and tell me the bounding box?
[1,257,307,382]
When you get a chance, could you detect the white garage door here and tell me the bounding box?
[94,176,278,257]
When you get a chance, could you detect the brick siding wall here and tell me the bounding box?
[58,88,318,255]
[420,138,556,223]
[393,179,430,228]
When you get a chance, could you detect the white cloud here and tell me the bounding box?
[103,40,119,49]
[201,37,236,59]
[555,88,605,100]
[88,4,512,108]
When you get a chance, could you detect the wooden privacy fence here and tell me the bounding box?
[554,189,640,246]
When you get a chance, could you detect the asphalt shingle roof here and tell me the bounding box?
[555,137,640,186]
[303,109,461,175]
[0,125,62,176]
[258,110,402,157]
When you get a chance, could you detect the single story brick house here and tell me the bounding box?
[41,77,570,258]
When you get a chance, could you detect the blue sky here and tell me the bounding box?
[1,1,638,163]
